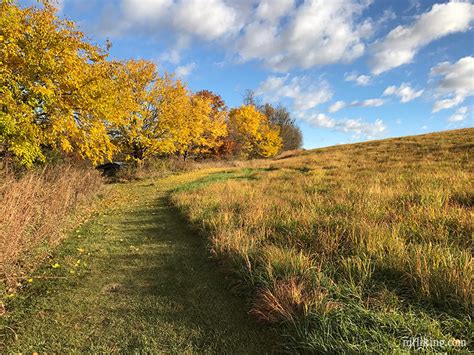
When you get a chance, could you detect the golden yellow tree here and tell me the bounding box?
[256,124,283,158]
[0,1,125,167]
[228,105,282,158]
[176,93,228,160]
[114,60,193,162]
[193,90,229,158]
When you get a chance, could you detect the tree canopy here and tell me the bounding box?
[1,1,290,170]
[229,105,282,158]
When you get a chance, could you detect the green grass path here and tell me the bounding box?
[2,171,278,353]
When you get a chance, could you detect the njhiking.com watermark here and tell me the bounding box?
[401,336,467,350]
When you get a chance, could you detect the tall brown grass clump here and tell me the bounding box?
[0,164,103,288]
[171,128,473,353]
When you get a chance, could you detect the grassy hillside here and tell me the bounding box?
[171,128,473,352]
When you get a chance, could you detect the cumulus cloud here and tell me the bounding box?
[328,98,385,112]
[303,113,387,139]
[431,56,474,112]
[383,83,423,103]
[175,62,196,78]
[256,75,333,111]
[105,0,373,71]
[448,106,469,122]
[172,0,241,41]
[238,1,372,71]
[370,1,474,75]
[114,0,244,66]
[116,0,243,42]
[345,72,371,86]
[305,113,336,128]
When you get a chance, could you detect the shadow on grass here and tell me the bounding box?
[102,193,279,353]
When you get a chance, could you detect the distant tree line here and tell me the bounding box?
[0,1,302,171]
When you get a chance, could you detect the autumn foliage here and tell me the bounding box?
[228,105,281,158]
[0,1,285,170]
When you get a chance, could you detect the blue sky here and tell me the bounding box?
[23,0,474,148]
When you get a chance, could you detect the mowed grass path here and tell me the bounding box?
[2,170,278,353]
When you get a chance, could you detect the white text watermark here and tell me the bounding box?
[401,336,467,350]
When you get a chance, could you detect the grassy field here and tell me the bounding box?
[171,128,473,352]
[1,171,278,353]
[2,129,472,353]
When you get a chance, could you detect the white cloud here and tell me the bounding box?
[340,118,386,138]
[328,98,385,112]
[431,56,474,112]
[328,100,347,113]
[370,1,474,74]
[256,0,295,23]
[238,1,372,71]
[104,0,374,72]
[116,0,242,42]
[383,83,423,103]
[431,96,465,112]
[304,113,387,139]
[448,106,469,122]
[256,75,333,111]
[172,0,241,41]
[307,113,336,128]
[121,0,172,21]
[345,72,371,86]
[175,62,196,78]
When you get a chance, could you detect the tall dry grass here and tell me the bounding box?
[0,164,103,288]
[171,128,473,352]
